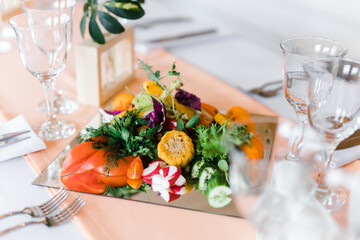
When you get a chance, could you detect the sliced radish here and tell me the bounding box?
[171,185,186,195]
[151,174,170,189]
[142,177,152,185]
[142,162,187,203]
[142,160,166,178]
[174,175,186,186]
[159,190,181,202]
[159,166,181,186]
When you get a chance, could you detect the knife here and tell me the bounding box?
[0,136,30,147]
[0,130,31,142]
[134,16,192,29]
[143,29,217,44]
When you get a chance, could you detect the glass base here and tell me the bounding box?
[38,92,79,115]
[274,151,299,162]
[315,185,347,212]
[34,120,76,141]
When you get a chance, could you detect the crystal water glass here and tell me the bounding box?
[20,0,79,115]
[304,58,360,212]
[278,37,348,161]
[9,11,76,140]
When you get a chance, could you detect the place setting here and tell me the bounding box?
[1,0,360,239]
[0,188,85,236]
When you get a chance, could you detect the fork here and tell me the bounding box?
[0,187,69,220]
[257,86,283,97]
[248,80,283,96]
[0,196,85,236]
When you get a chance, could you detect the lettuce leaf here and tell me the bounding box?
[194,123,251,160]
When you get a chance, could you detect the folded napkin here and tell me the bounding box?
[0,115,46,162]
[330,146,360,168]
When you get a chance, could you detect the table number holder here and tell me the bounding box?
[75,26,135,107]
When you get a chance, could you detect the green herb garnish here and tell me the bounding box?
[78,110,159,174]
[104,182,150,197]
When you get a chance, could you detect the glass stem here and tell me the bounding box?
[41,79,57,123]
[287,113,307,160]
[318,139,338,188]
[323,141,337,171]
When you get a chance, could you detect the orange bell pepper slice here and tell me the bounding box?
[98,174,128,187]
[61,141,98,175]
[201,103,219,117]
[112,93,134,111]
[94,155,133,176]
[61,171,106,194]
[127,178,143,189]
[226,106,256,133]
[126,156,144,180]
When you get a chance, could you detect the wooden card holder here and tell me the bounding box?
[75,26,135,107]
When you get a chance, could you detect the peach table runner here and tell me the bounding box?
[1,5,359,240]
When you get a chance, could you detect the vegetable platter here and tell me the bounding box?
[34,60,277,214]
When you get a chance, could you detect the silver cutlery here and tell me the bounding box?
[0,130,30,142]
[0,196,85,236]
[0,130,31,147]
[143,29,217,44]
[248,80,283,97]
[256,86,283,97]
[0,187,69,219]
[134,16,191,29]
[0,136,31,147]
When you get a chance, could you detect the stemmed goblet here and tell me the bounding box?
[9,11,76,140]
[20,0,79,115]
[304,58,360,212]
[278,37,348,161]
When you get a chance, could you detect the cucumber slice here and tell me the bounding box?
[198,166,217,191]
[206,174,232,208]
[191,160,205,179]
[217,159,229,172]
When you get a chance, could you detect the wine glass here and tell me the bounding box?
[278,37,348,161]
[20,0,79,115]
[304,58,360,212]
[9,11,76,140]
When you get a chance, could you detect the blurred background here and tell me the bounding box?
[154,0,360,59]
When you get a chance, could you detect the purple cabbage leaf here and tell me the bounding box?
[175,89,201,111]
[145,97,166,129]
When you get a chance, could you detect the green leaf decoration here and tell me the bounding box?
[98,10,125,34]
[176,118,185,131]
[83,2,90,12]
[186,114,200,128]
[168,62,180,76]
[104,1,145,19]
[89,13,105,44]
[80,10,88,38]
